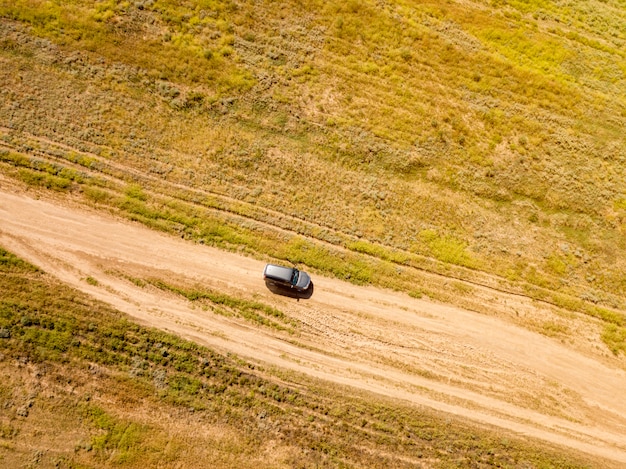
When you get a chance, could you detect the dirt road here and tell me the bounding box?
[1,183,626,464]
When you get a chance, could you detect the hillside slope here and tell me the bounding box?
[1,0,626,466]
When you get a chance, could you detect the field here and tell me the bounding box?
[1,0,626,466]
[3,243,612,468]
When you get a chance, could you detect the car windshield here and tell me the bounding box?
[291,269,299,285]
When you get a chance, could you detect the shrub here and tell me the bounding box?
[125,184,148,201]
[17,168,72,191]
[83,186,111,204]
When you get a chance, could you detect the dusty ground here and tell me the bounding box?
[1,180,626,465]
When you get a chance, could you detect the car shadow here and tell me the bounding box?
[265,281,314,300]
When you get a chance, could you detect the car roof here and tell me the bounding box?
[264,263,296,282]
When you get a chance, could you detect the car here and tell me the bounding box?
[263,263,311,292]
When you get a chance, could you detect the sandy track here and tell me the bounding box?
[1,184,626,464]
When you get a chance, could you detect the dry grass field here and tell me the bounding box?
[1,0,626,466]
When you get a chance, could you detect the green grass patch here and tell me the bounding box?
[84,405,150,464]
[0,247,39,273]
[85,276,99,286]
[125,183,148,201]
[83,186,112,204]
[588,306,625,327]
[418,230,478,269]
[602,324,626,356]
[16,167,72,191]
[0,0,254,92]
[281,236,374,284]
[145,277,296,332]
[348,239,410,264]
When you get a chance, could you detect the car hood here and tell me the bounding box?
[295,271,311,290]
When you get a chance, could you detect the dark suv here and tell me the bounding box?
[263,263,311,292]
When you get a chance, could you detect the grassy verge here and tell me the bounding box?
[0,246,603,467]
[142,276,297,332]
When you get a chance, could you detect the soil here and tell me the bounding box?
[1,179,626,464]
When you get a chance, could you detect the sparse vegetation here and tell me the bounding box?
[144,276,297,331]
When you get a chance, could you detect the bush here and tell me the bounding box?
[17,168,72,191]
[83,186,111,204]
